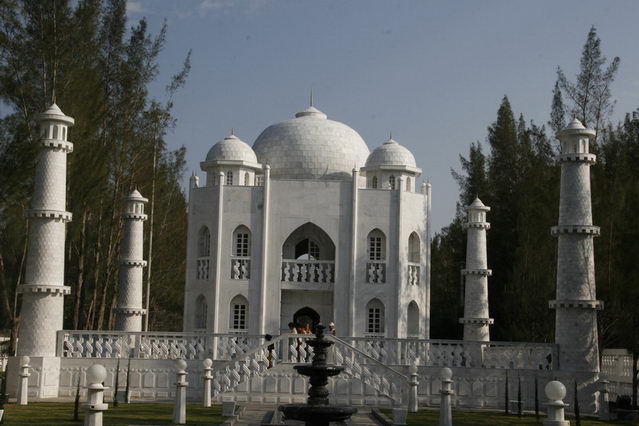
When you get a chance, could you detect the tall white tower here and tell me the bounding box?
[459,197,493,341]
[18,104,73,358]
[551,119,602,372]
[114,190,148,331]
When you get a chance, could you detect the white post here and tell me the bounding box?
[439,367,453,426]
[173,359,188,424]
[543,380,570,426]
[16,356,30,405]
[598,376,610,421]
[408,365,419,413]
[84,364,108,426]
[202,358,212,407]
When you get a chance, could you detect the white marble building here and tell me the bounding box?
[183,105,431,338]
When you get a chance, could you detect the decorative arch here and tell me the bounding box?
[293,307,320,332]
[406,177,411,192]
[229,294,249,331]
[367,229,386,261]
[232,225,251,257]
[366,298,385,335]
[407,301,419,337]
[408,232,420,263]
[372,176,378,189]
[389,175,396,190]
[282,222,335,261]
[194,295,207,330]
[244,172,250,186]
[198,226,211,257]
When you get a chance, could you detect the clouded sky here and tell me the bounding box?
[127,0,639,231]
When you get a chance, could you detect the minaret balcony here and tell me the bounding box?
[551,225,600,236]
[230,256,251,280]
[555,153,596,164]
[196,257,210,280]
[366,261,386,284]
[407,263,420,285]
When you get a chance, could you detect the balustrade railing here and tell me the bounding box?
[281,260,334,283]
[338,337,557,370]
[367,261,386,283]
[196,257,210,280]
[57,330,557,371]
[601,350,636,383]
[407,263,420,285]
[230,257,250,280]
[58,331,263,360]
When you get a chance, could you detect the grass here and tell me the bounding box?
[1,402,225,425]
[381,408,639,425]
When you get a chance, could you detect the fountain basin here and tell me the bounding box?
[279,403,357,424]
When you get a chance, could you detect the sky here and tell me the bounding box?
[127,0,639,232]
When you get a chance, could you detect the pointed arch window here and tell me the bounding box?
[367,229,386,261]
[372,176,378,189]
[226,171,233,185]
[406,177,411,192]
[244,172,250,186]
[231,226,251,280]
[230,295,248,332]
[389,175,396,190]
[366,298,385,335]
[195,295,207,330]
[198,227,211,257]
[407,301,419,337]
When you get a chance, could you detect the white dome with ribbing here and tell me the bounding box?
[365,137,417,169]
[205,134,257,163]
[252,106,370,180]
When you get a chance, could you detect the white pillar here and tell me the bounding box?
[84,364,108,426]
[408,365,419,413]
[348,168,359,337]
[114,190,148,331]
[173,359,188,424]
[212,172,225,334]
[394,176,405,340]
[598,377,610,421]
[424,182,432,338]
[439,367,454,426]
[459,198,493,341]
[543,381,570,426]
[202,358,212,407]
[551,119,602,373]
[16,356,30,405]
[18,104,73,359]
[258,165,270,334]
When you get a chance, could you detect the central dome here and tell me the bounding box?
[252,106,370,180]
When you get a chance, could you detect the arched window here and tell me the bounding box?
[226,171,233,185]
[407,301,419,337]
[232,225,251,257]
[195,295,207,329]
[367,229,386,261]
[230,295,248,331]
[372,176,378,189]
[295,239,321,260]
[406,177,411,192]
[389,175,396,190]
[408,232,420,263]
[198,227,211,257]
[366,298,385,335]
[244,172,250,186]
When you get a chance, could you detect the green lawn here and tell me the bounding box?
[1,402,225,425]
[381,408,639,425]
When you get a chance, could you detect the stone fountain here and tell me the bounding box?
[279,324,357,425]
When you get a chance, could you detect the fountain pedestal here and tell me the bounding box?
[279,324,357,426]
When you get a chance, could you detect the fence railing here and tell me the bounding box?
[601,350,636,383]
[57,330,557,370]
[281,259,335,283]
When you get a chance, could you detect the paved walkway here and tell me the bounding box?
[233,404,382,425]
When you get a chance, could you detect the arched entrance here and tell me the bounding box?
[293,307,320,332]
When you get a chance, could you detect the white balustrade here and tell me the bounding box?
[196,257,210,280]
[281,260,334,283]
[407,263,420,285]
[367,261,386,283]
[230,257,250,280]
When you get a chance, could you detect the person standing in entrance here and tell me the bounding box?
[328,322,336,336]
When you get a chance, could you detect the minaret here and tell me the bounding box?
[550,119,602,372]
[114,190,148,331]
[459,197,493,341]
[17,104,74,358]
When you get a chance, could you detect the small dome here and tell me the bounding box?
[253,106,370,180]
[566,118,586,130]
[467,197,489,211]
[205,134,258,164]
[34,103,75,125]
[365,137,417,168]
[127,189,148,203]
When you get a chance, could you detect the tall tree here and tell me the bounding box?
[557,26,619,141]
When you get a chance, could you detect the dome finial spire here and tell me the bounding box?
[231,128,235,136]
[309,88,314,107]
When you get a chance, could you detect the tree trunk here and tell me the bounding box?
[73,209,88,329]
[144,141,158,331]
